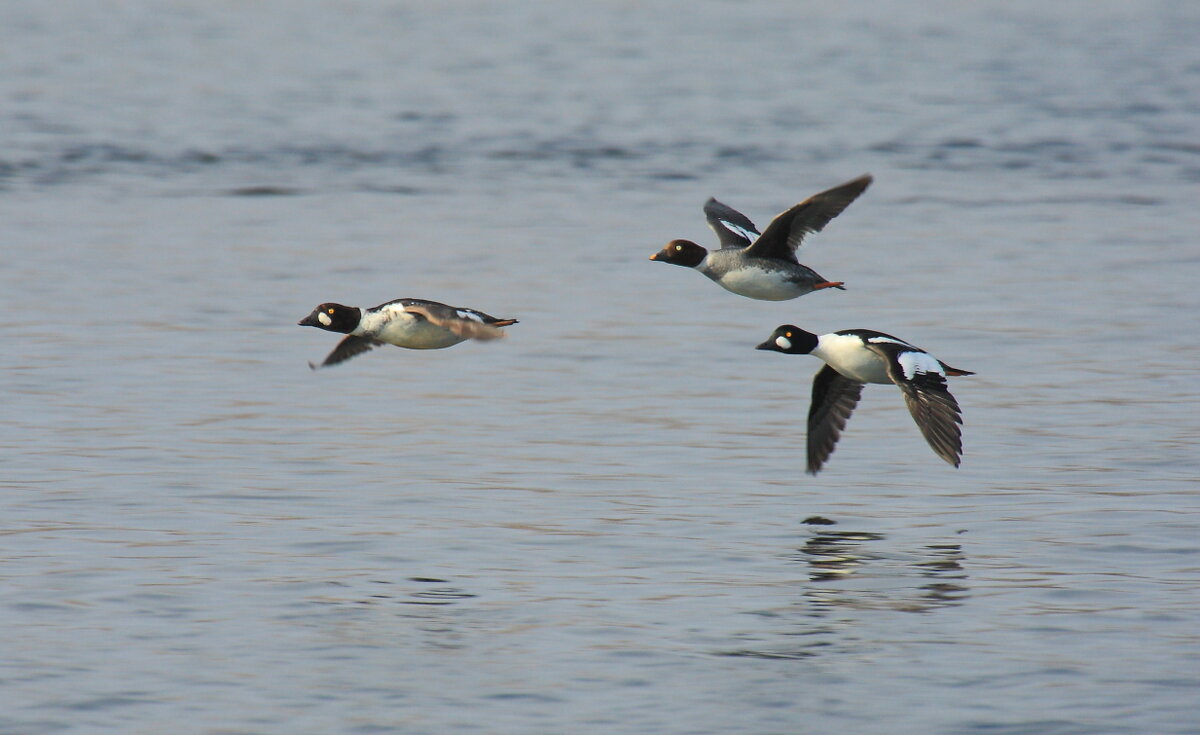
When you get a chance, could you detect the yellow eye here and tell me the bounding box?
[785,332,793,338]
[675,244,682,251]
[327,308,335,314]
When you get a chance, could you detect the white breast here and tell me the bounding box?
[710,264,801,301]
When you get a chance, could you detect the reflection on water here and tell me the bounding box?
[796,530,888,583]
[916,544,971,609]
[793,526,970,614]
[720,523,971,660]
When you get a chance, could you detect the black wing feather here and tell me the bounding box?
[704,197,761,248]
[311,335,384,370]
[807,365,866,474]
[745,174,872,261]
[877,355,965,467]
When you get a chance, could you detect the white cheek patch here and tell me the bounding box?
[897,351,942,380]
[317,312,332,327]
[775,336,792,350]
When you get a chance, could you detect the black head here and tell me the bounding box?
[298,303,361,334]
[649,239,707,268]
[756,325,819,354]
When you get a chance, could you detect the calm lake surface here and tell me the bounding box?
[2,1,1198,733]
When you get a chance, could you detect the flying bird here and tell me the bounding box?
[756,325,973,473]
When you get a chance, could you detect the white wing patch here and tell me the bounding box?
[868,335,914,348]
[897,350,944,380]
[719,219,758,243]
[377,302,412,320]
[359,304,415,334]
[456,309,484,323]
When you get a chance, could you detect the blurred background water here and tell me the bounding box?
[2,1,1198,733]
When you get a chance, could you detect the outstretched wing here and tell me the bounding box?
[704,197,760,248]
[311,335,383,370]
[869,344,965,467]
[401,300,509,340]
[744,174,872,261]
[807,364,866,475]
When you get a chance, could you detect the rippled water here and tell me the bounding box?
[2,1,1199,733]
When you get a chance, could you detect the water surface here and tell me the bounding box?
[2,2,1198,733]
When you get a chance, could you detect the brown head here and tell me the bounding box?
[649,239,707,268]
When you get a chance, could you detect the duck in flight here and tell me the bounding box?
[649,174,872,301]
[299,298,517,369]
[756,325,973,473]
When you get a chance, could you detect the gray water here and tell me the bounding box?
[2,1,1199,733]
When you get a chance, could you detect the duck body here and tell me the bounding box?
[696,248,841,301]
[299,298,516,369]
[352,300,479,350]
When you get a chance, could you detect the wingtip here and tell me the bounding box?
[846,173,873,190]
[835,173,873,197]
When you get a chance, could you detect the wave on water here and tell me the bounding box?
[868,136,1200,182]
[2,129,1197,194]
